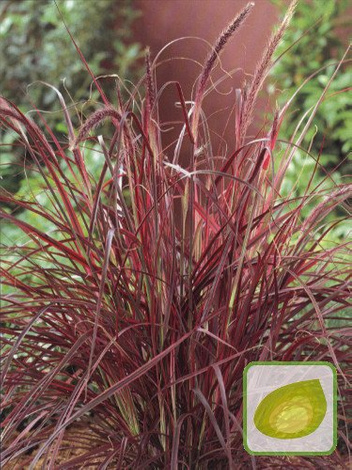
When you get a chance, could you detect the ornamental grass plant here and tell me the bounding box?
[1,1,351,468]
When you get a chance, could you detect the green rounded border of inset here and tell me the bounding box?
[243,361,337,456]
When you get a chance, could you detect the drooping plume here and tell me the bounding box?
[70,106,121,149]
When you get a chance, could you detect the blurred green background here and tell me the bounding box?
[270,0,351,240]
[0,0,142,202]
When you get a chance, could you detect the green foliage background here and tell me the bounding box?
[0,0,141,107]
[269,0,351,223]
[0,0,142,197]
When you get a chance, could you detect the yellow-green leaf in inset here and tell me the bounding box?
[254,379,327,439]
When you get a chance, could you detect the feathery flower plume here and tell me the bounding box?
[239,0,297,142]
[70,106,121,149]
[196,2,254,101]
[145,47,156,112]
[192,2,254,142]
[195,2,254,104]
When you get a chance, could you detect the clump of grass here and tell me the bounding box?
[1,2,351,468]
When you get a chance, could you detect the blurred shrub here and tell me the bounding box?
[0,0,142,196]
[269,0,351,238]
[270,0,350,161]
[0,0,141,106]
